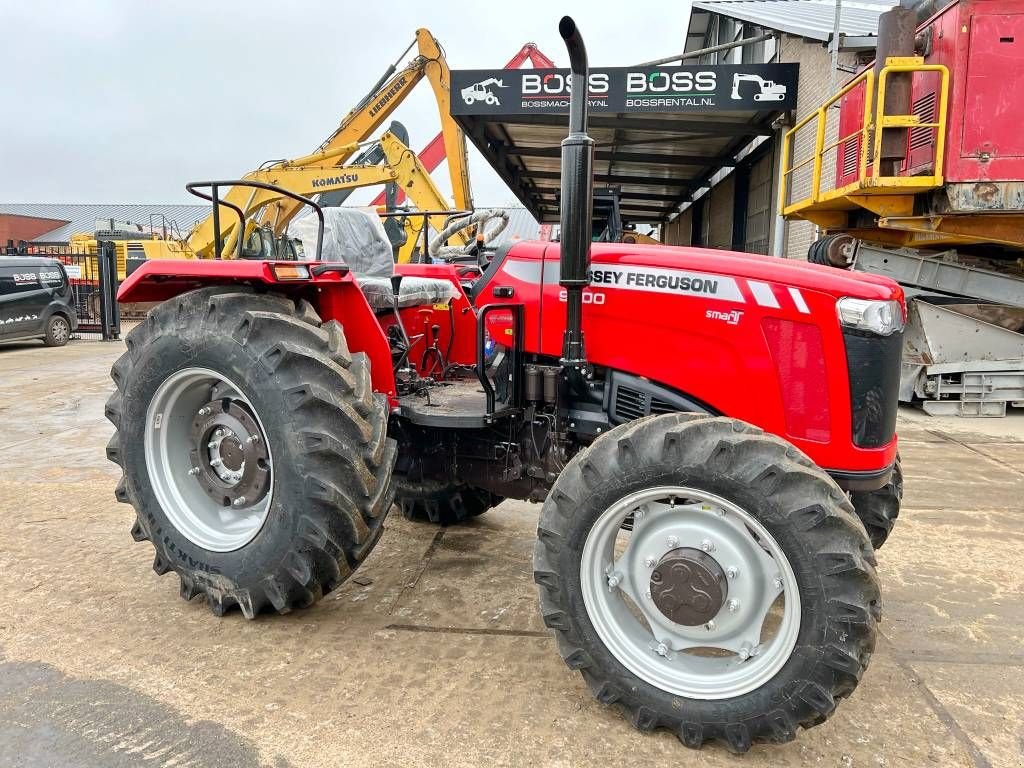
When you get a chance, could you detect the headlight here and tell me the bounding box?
[836,298,904,336]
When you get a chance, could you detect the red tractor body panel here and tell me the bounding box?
[120,239,903,478]
[479,241,902,475]
[119,260,399,400]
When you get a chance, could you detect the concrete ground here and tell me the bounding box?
[1,337,1022,768]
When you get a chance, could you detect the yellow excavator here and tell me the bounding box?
[71,28,474,270]
[193,128,466,264]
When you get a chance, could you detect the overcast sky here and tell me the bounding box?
[0,0,692,208]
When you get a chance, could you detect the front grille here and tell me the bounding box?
[608,372,710,424]
[843,329,902,448]
[614,386,646,420]
[649,396,678,415]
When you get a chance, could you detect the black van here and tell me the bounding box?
[0,257,78,346]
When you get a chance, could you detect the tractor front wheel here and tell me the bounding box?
[105,287,396,617]
[534,414,880,751]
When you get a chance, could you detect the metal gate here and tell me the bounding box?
[25,241,121,340]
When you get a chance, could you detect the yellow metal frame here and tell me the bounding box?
[779,57,951,218]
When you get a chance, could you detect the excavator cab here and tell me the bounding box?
[240,227,301,261]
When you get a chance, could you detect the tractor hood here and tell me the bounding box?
[585,242,902,302]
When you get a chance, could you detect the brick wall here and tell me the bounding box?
[0,214,67,246]
[707,174,735,250]
[662,207,692,245]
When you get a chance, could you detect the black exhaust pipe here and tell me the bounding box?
[558,15,594,368]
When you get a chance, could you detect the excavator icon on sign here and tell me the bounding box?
[461,77,507,106]
[731,73,787,102]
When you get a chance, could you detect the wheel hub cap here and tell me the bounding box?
[580,486,802,700]
[190,399,270,507]
[144,368,274,552]
[650,547,728,626]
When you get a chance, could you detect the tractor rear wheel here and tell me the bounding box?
[105,287,396,617]
[395,476,503,526]
[534,414,880,751]
[850,454,903,549]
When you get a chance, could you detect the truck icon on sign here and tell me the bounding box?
[461,77,507,106]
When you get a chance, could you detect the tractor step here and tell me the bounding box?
[397,379,518,428]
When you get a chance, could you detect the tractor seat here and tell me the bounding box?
[356,275,459,310]
[290,207,460,310]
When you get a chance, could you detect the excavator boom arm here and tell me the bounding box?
[184,28,471,258]
[378,132,470,250]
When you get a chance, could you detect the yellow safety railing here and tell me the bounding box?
[779,57,950,217]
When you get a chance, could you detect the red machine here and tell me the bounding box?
[838,0,1024,189]
[108,17,904,752]
[786,0,1024,252]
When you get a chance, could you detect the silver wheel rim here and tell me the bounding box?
[580,486,801,700]
[144,367,273,552]
[52,317,69,343]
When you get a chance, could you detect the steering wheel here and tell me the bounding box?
[428,209,509,265]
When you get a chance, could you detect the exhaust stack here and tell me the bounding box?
[557,16,594,368]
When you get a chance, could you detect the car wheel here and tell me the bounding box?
[44,314,71,346]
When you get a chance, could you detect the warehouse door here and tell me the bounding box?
[744,152,773,254]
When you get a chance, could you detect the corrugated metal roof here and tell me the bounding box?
[0,202,538,247]
[0,203,209,242]
[690,0,899,43]
[488,206,540,245]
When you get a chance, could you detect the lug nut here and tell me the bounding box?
[188,467,200,476]
[198,407,211,416]
[739,645,751,661]
[215,429,225,438]
[232,496,247,507]
[645,590,652,599]
[773,576,784,590]
[727,566,739,579]
[655,642,669,657]
[246,434,260,444]
[705,620,716,632]
[701,539,715,553]
[727,599,740,613]
[666,535,679,548]
[607,573,621,588]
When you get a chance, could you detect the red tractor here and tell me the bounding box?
[107,18,904,752]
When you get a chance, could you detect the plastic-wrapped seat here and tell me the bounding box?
[356,275,458,309]
[290,208,458,310]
